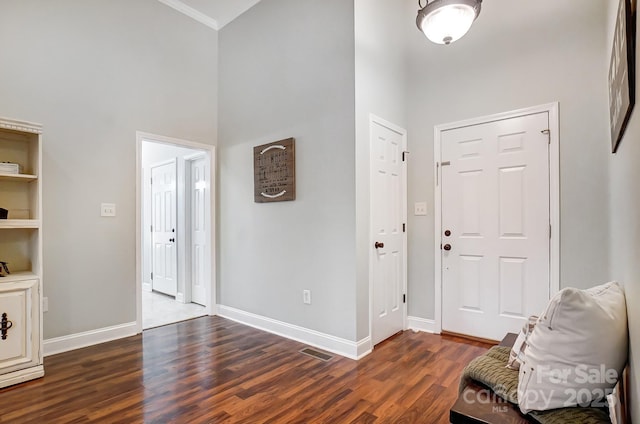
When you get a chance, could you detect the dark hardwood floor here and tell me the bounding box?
[0,316,491,423]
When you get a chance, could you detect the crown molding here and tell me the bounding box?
[0,117,42,134]
[157,0,219,31]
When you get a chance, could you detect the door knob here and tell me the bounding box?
[375,242,384,249]
[170,238,175,243]
[443,244,452,251]
[444,230,451,237]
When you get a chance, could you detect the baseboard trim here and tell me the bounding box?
[44,322,138,357]
[0,365,44,389]
[408,316,438,334]
[217,305,369,360]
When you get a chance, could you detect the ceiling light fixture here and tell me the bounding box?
[416,0,482,45]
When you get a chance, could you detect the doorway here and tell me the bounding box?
[136,132,215,331]
[369,114,408,346]
[434,103,560,341]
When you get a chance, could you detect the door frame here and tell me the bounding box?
[368,114,408,346]
[135,131,216,334]
[433,102,560,334]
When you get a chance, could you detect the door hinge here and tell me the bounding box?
[150,225,153,232]
[402,151,409,162]
[151,272,153,280]
[549,224,552,239]
[403,294,406,304]
[403,223,406,233]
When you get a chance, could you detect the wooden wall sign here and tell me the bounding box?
[254,138,295,203]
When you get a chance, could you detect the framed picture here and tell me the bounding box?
[609,0,636,153]
[253,138,296,203]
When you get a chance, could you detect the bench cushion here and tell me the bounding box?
[457,344,611,424]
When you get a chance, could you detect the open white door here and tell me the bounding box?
[370,115,407,346]
[190,155,207,306]
[440,111,551,340]
[151,160,178,297]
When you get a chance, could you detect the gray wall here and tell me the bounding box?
[607,2,640,420]
[405,0,611,320]
[354,0,408,340]
[218,0,357,340]
[0,0,217,338]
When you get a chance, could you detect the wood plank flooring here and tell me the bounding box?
[0,316,491,423]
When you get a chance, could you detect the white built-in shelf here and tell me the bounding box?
[0,116,43,388]
[0,219,40,229]
[0,173,37,183]
[0,271,38,284]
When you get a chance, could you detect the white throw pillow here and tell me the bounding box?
[517,282,628,413]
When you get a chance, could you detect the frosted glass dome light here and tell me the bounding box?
[416,0,482,45]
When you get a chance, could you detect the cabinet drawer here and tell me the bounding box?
[0,279,39,373]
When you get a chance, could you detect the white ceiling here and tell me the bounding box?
[157,0,262,30]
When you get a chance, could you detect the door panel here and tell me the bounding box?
[371,119,406,346]
[151,161,177,297]
[191,156,207,306]
[441,112,550,340]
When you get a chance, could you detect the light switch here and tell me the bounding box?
[101,203,116,217]
[414,202,427,216]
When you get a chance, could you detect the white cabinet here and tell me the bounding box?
[0,280,40,373]
[0,117,44,388]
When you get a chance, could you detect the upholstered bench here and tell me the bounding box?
[450,334,628,424]
[450,333,533,424]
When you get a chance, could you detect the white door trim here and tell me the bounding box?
[135,132,216,334]
[368,114,408,346]
[433,102,560,334]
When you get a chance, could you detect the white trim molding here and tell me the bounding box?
[156,0,219,30]
[44,322,138,357]
[407,316,438,334]
[217,305,371,360]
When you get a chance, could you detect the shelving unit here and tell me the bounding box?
[0,117,43,388]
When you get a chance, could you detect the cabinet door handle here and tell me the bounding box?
[1,313,13,340]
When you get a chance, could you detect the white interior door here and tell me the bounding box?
[371,116,407,346]
[151,160,178,297]
[441,112,550,340]
[190,156,207,306]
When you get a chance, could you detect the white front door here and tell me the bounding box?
[371,116,407,346]
[151,160,177,297]
[440,112,550,340]
[190,156,207,306]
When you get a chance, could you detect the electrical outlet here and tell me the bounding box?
[414,202,427,216]
[303,290,311,305]
[101,203,116,217]
[43,297,48,313]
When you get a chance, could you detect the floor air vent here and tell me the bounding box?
[299,347,333,362]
